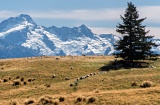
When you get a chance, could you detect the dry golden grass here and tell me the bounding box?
[0,56,159,105]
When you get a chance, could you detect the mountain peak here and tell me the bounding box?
[18,14,32,20]
[78,24,94,37]
[0,14,37,32]
[16,14,36,25]
[78,24,88,29]
[1,14,36,26]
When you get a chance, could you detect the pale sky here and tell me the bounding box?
[0,0,160,38]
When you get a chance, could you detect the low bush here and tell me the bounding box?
[10,100,18,105]
[24,99,35,105]
[140,81,152,88]
[87,97,96,104]
[38,96,53,104]
[20,78,24,81]
[131,82,137,87]
[76,97,82,103]
[12,81,21,86]
[3,78,8,82]
[59,96,65,102]
[75,96,86,103]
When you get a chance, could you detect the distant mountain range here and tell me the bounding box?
[0,14,159,58]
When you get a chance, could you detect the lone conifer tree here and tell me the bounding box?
[115,2,156,63]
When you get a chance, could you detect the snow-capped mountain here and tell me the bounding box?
[151,39,160,55]
[0,14,159,58]
[0,14,120,58]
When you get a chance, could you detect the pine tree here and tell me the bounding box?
[115,2,156,63]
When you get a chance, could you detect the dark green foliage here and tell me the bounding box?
[115,2,157,63]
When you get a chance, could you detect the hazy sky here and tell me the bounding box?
[0,0,160,38]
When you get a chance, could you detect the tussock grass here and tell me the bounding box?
[0,56,159,104]
[10,100,18,105]
[87,97,97,104]
[140,81,152,88]
[75,96,86,103]
[59,96,65,102]
[24,99,35,105]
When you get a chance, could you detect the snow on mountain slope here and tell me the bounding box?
[151,39,160,55]
[0,14,159,58]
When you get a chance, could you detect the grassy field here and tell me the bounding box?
[0,56,159,105]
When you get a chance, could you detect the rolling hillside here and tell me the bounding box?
[0,56,159,105]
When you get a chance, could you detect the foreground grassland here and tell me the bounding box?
[0,56,160,105]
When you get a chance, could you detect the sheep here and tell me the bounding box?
[52,74,56,78]
[80,76,85,80]
[65,77,70,80]
[86,75,90,78]
[70,67,73,70]
[90,73,93,76]
[80,77,83,80]
[76,78,79,82]
[28,78,35,82]
[93,72,96,75]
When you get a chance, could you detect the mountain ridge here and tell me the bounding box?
[0,14,159,58]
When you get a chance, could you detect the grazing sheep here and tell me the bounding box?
[90,73,93,76]
[32,78,35,81]
[45,84,51,88]
[28,78,35,82]
[93,72,96,75]
[76,78,79,82]
[70,67,73,70]
[52,74,56,78]
[80,77,83,80]
[75,82,78,86]
[80,76,85,80]
[65,77,70,80]
[16,75,20,79]
[86,75,90,78]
